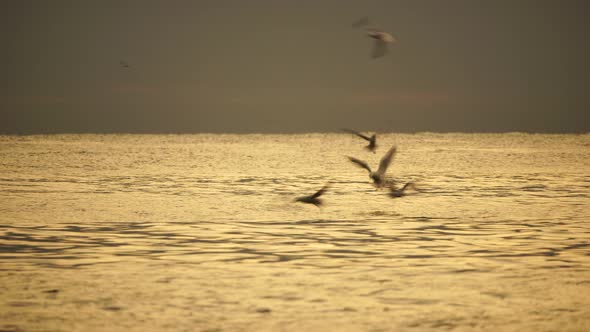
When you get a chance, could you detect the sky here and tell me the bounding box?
[1,0,589,134]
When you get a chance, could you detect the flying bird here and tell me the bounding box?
[294,184,330,208]
[351,17,397,59]
[388,182,416,198]
[367,28,397,59]
[342,128,377,153]
[347,145,397,187]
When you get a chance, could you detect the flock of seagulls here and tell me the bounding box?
[119,16,400,208]
[294,17,403,208]
[295,129,417,208]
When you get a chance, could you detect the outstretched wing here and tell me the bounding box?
[312,184,330,198]
[376,145,397,176]
[404,182,416,190]
[369,134,377,145]
[342,128,371,142]
[371,39,388,59]
[347,156,372,173]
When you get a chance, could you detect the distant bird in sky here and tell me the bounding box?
[367,28,396,59]
[352,17,397,59]
[388,182,416,198]
[294,184,330,207]
[342,128,377,153]
[120,61,130,68]
[347,145,397,187]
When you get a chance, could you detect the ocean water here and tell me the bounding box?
[0,133,589,331]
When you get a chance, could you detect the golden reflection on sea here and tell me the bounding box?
[1,133,589,331]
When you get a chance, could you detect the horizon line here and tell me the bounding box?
[1,130,589,136]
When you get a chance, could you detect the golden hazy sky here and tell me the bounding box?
[1,0,588,133]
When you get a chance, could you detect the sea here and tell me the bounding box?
[1,133,589,331]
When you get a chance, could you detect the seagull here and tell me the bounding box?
[388,182,416,198]
[294,184,330,208]
[342,128,377,153]
[367,28,397,59]
[351,17,397,59]
[347,145,397,187]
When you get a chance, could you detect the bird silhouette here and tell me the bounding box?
[347,145,397,187]
[342,128,377,153]
[367,28,397,59]
[352,17,397,58]
[388,182,416,198]
[294,184,330,207]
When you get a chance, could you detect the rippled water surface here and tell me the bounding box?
[1,133,589,331]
